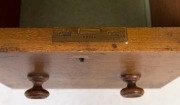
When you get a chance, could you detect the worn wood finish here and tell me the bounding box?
[0,27,180,89]
[150,0,180,27]
[0,27,180,52]
[0,52,180,89]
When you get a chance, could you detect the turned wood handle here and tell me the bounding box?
[120,74,144,98]
[25,73,49,99]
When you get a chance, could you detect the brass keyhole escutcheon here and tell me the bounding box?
[25,73,49,99]
[120,74,144,98]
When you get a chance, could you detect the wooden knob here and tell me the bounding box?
[25,73,49,99]
[120,74,144,98]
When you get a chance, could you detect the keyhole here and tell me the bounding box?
[79,58,85,62]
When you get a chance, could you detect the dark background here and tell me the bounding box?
[0,0,180,27]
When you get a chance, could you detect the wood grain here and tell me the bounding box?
[150,0,180,27]
[0,27,180,52]
[0,27,180,89]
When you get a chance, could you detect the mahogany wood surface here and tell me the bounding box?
[150,0,180,27]
[0,27,180,89]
